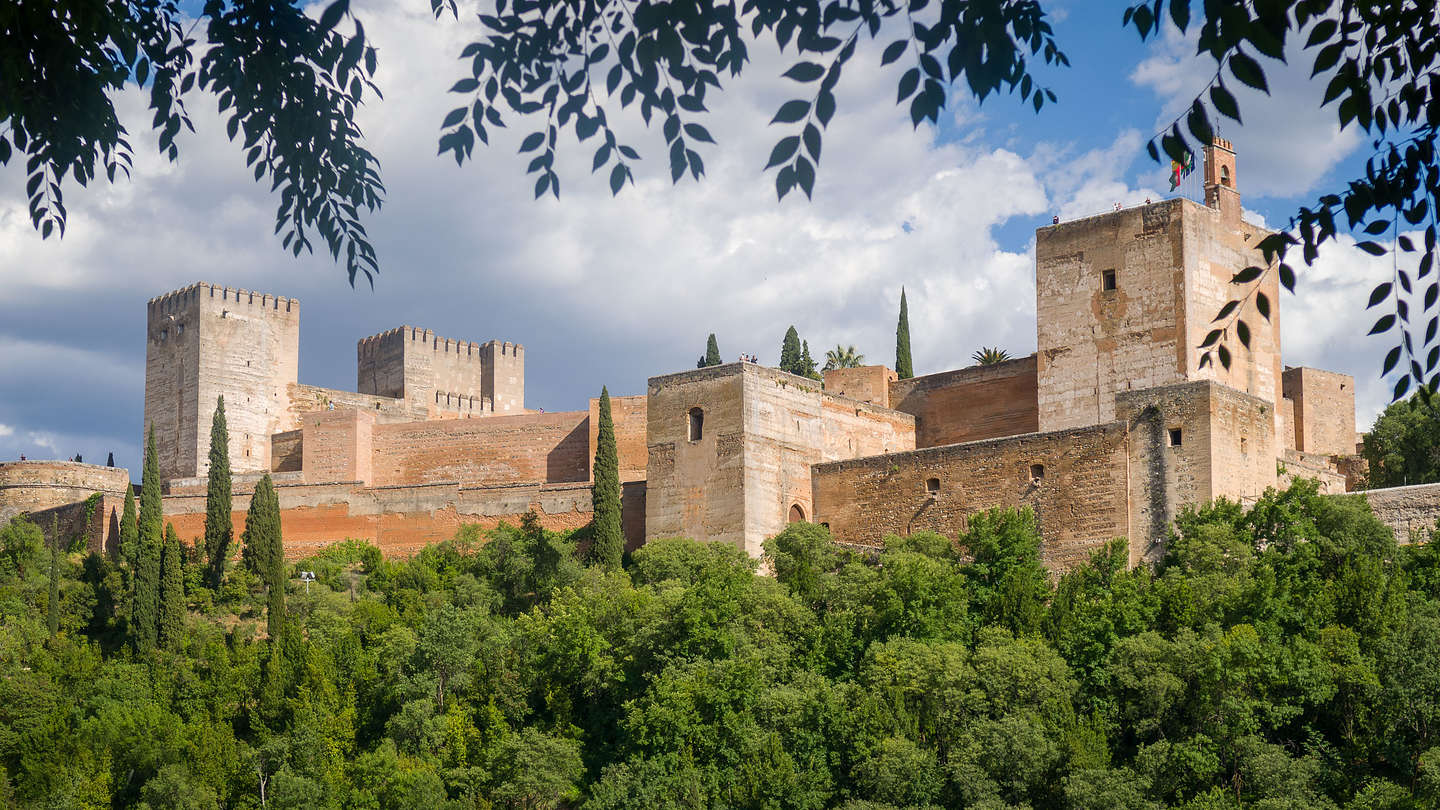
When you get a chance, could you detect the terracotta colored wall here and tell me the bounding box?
[369,411,590,486]
[813,422,1130,572]
[888,356,1039,448]
[590,395,648,482]
[164,477,647,560]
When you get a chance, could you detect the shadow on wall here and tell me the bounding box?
[547,421,591,483]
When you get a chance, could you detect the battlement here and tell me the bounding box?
[148,282,298,316]
[357,327,522,360]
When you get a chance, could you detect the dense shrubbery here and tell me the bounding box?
[2,480,1440,808]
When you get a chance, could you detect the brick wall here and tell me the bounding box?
[590,394,648,482]
[887,355,1039,447]
[369,410,590,487]
[271,430,303,473]
[813,423,1130,572]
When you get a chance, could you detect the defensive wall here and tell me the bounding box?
[161,472,646,559]
[0,461,131,553]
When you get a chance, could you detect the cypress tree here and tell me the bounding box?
[704,334,722,367]
[159,523,185,649]
[589,387,623,570]
[118,484,138,568]
[106,452,114,467]
[780,326,802,374]
[204,395,233,589]
[800,340,820,380]
[244,474,285,638]
[896,287,914,379]
[132,425,163,651]
[47,517,60,637]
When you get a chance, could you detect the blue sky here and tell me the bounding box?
[0,1,1400,475]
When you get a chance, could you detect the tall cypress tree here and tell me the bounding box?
[704,334,722,367]
[118,483,138,568]
[132,425,163,651]
[896,287,914,379]
[204,395,233,589]
[159,523,185,649]
[589,387,623,570]
[244,474,285,638]
[780,326,802,374]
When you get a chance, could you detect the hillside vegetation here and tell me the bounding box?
[2,481,1440,808]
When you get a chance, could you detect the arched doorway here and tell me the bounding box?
[788,503,806,523]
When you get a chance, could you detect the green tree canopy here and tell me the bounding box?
[701,334,723,367]
[132,425,163,651]
[824,344,865,372]
[159,522,185,649]
[972,346,1013,365]
[779,326,803,375]
[1363,388,1440,489]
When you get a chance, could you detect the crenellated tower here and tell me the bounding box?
[144,283,300,480]
[357,327,524,417]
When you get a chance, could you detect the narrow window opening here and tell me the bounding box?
[788,503,806,523]
[1029,464,1045,483]
[1220,166,1232,187]
[1102,269,1117,291]
[1169,428,1183,447]
[687,407,704,441]
[1240,437,1248,454]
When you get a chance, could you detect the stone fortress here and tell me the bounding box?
[4,139,1439,568]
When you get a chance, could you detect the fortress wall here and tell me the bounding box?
[813,423,1130,572]
[301,409,375,484]
[357,327,524,418]
[145,287,204,480]
[590,395,648,482]
[1282,449,1348,494]
[162,477,645,559]
[24,495,125,555]
[1282,367,1357,457]
[0,462,132,526]
[369,410,590,487]
[481,340,525,415]
[822,366,896,408]
[1362,482,1440,543]
[887,356,1039,448]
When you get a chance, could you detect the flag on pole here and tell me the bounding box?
[1169,150,1195,191]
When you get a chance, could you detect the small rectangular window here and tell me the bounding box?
[1102,269,1117,291]
[925,478,940,496]
[1029,464,1045,483]
[1168,428,1183,447]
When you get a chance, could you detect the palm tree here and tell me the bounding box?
[823,344,865,372]
[972,347,1012,365]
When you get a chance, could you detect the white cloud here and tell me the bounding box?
[0,424,12,439]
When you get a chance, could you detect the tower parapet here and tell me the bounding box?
[357,327,524,416]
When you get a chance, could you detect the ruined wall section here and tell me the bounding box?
[888,356,1039,447]
[1281,366,1357,457]
[1036,202,1188,433]
[287,383,421,424]
[0,461,131,528]
[645,365,748,551]
[590,395,648,482]
[369,411,589,487]
[812,423,1130,571]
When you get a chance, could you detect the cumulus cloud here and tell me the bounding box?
[0,1,1402,470]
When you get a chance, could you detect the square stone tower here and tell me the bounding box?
[144,283,300,480]
[1034,139,1282,438]
[356,327,524,417]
